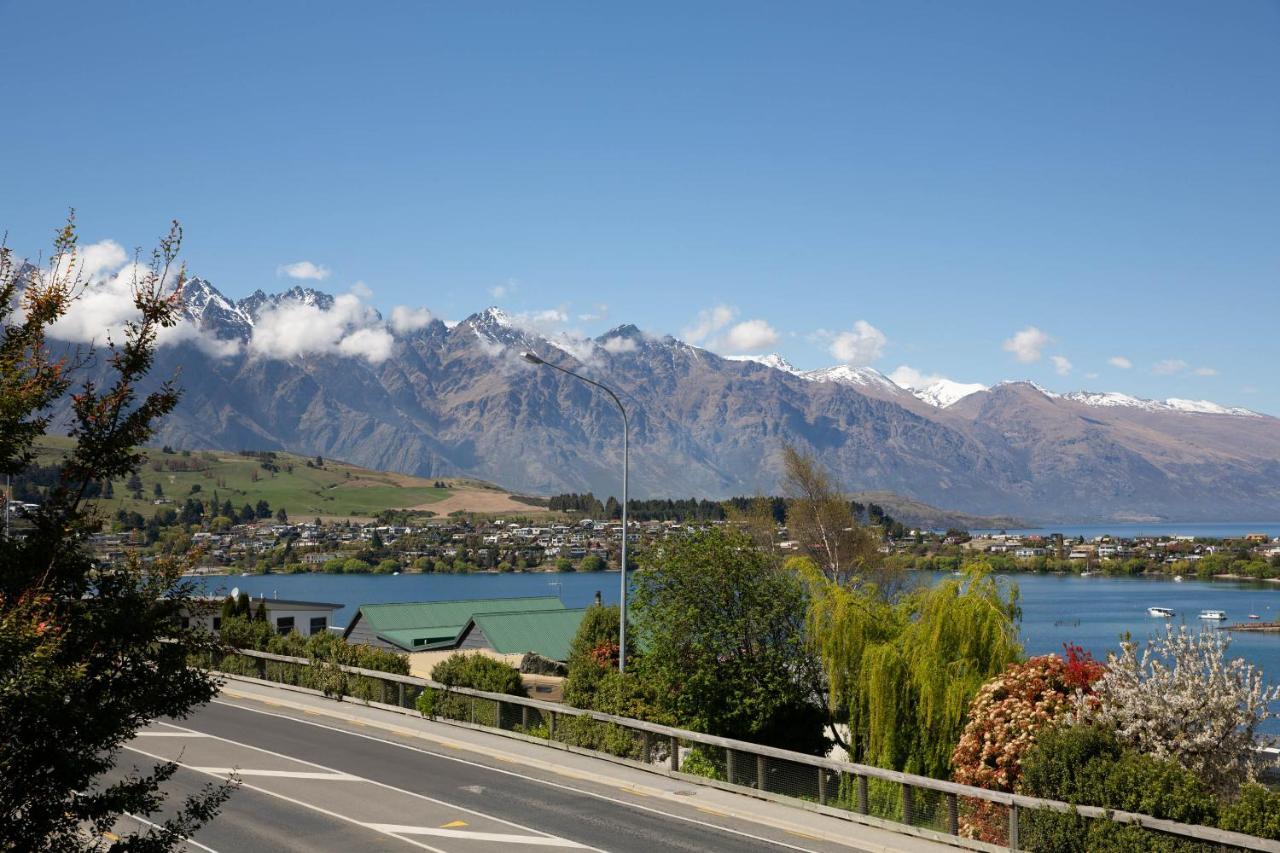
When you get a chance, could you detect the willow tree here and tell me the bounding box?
[798,559,1022,778]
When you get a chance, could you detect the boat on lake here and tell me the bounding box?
[1200,609,1227,621]
[1147,606,1176,618]
[1173,575,1184,582]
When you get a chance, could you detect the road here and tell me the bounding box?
[112,693,939,853]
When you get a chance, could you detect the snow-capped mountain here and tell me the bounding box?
[910,379,988,409]
[56,274,1280,522]
[1063,391,1259,418]
[724,353,801,375]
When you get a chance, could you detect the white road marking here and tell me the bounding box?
[135,731,214,737]
[367,825,587,847]
[133,723,598,851]
[211,699,825,853]
[154,712,586,845]
[125,744,451,853]
[120,809,222,853]
[188,768,359,780]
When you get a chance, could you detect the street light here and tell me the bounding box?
[522,350,630,672]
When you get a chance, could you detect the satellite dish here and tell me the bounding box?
[230,587,240,599]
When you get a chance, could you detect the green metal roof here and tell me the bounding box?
[466,608,588,661]
[348,596,566,652]
[376,627,464,652]
[355,596,565,632]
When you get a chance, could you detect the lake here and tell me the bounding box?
[196,569,1280,730]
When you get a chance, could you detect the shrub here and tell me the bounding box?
[1218,784,1280,839]
[1017,725,1221,852]
[951,647,1104,842]
[431,653,525,695]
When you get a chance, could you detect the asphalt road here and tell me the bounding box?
[114,699,873,853]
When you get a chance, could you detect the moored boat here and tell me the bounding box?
[1147,606,1176,618]
[1199,609,1227,621]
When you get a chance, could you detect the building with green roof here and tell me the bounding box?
[457,608,588,662]
[342,596,566,653]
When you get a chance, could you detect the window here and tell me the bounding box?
[309,616,327,634]
[212,616,222,630]
[275,616,295,636]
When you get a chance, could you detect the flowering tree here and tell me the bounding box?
[1084,626,1279,796]
[951,646,1104,841]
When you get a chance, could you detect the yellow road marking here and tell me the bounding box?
[440,820,468,828]
[696,806,727,817]
[787,829,820,841]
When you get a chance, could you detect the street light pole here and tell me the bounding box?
[522,351,630,672]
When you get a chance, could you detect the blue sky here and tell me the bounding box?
[2,2,1277,410]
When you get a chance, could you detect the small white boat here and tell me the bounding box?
[1147,606,1176,618]
[1173,575,1184,583]
[1248,614,1260,620]
[1199,609,1227,621]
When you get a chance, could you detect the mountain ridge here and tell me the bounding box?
[40,277,1280,523]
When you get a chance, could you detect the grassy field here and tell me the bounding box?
[31,438,540,520]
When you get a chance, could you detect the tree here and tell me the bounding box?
[579,553,606,572]
[0,217,231,850]
[430,653,525,695]
[153,481,164,498]
[239,503,254,523]
[802,561,1021,777]
[275,507,288,523]
[1083,625,1280,796]
[314,455,324,467]
[369,529,384,550]
[780,446,881,588]
[254,499,270,520]
[632,527,829,753]
[126,472,143,496]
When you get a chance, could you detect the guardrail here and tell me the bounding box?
[211,648,1279,853]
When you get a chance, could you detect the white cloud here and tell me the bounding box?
[249,289,394,365]
[1108,356,1133,369]
[1193,366,1218,376]
[1153,359,1188,375]
[721,319,779,353]
[1050,355,1073,376]
[1002,326,1051,363]
[390,305,433,335]
[682,304,736,343]
[278,261,330,281]
[888,365,944,389]
[829,320,887,365]
[1085,371,1099,379]
[490,279,518,300]
[602,336,637,354]
[578,304,609,322]
[42,243,240,358]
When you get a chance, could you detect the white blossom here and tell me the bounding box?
[1081,626,1280,794]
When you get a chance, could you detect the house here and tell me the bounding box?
[182,596,343,637]
[343,596,587,686]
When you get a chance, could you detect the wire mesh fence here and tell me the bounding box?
[213,648,1280,853]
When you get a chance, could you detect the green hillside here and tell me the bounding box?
[29,439,471,520]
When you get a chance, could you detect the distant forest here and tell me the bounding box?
[545,492,906,536]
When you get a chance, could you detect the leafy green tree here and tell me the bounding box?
[555,556,575,572]
[631,527,829,753]
[579,553,606,572]
[153,481,164,498]
[342,558,371,573]
[275,507,288,523]
[254,499,270,520]
[0,218,231,850]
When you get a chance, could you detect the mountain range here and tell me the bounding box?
[42,276,1280,523]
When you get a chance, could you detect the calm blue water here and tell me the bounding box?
[197,569,1280,732]
[973,521,1280,539]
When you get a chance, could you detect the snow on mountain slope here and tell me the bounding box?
[913,379,988,408]
[802,364,902,391]
[724,353,801,375]
[1063,391,1259,417]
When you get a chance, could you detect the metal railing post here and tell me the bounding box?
[857,775,869,815]
[398,682,405,708]
[669,736,679,771]
[1009,804,1020,851]
[818,768,827,805]
[757,755,767,791]
[642,731,652,763]
[522,705,529,731]
[946,793,959,835]
[901,783,914,825]
[470,695,476,724]
[549,710,556,739]
[726,749,735,785]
